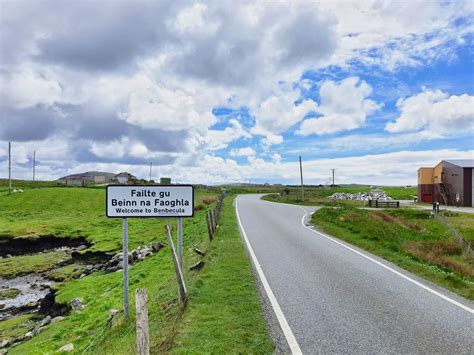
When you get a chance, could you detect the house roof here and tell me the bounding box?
[115,172,135,177]
[443,159,474,168]
[58,171,116,181]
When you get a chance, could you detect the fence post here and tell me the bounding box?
[166,225,188,305]
[376,200,378,208]
[135,288,149,355]
[206,212,213,240]
[209,210,215,235]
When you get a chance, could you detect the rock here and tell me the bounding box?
[23,331,33,340]
[151,241,165,252]
[58,343,74,352]
[51,316,65,324]
[76,245,88,251]
[39,315,52,327]
[79,273,86,279]
[70,298,83,311]
[1,339,11,348]
[194,247,205,256]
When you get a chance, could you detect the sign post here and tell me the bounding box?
[123,218,129,318]
[106,185,194,316]
[177,217,183,269]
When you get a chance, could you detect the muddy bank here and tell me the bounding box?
[0,236,91,257]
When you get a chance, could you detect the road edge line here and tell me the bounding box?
[236,196,303,355]
[300,209,474,314]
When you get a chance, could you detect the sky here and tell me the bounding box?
[0,0,473,185]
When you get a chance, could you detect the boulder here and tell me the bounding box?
[70,298,83,311]
[58,343,74,352]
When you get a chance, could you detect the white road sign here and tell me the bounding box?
[106,185,194,218]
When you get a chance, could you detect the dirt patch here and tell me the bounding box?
[0,236,91,257]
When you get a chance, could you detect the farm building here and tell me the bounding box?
[418,159,474,207]
[115,172,136,184]
[59,171,116,186]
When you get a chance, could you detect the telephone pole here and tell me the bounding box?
[299,156,304,201]
[8,142,12,195]
[149,162,152,182]
[33,151,36,182]
[331,169,335,188]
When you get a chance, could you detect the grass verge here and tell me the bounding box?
[311,207,474,300]
[170,195,274,353]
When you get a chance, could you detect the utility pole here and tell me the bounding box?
[8,142,11,195]
[149,162,152,182]
[331,169,335,188]
[299,156,304,201]
[33,151,36,182]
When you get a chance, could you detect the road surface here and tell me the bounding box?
[236,194,473,354]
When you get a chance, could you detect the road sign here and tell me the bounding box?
[106,185,194,218]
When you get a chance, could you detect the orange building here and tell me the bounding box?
[418,160,474,207]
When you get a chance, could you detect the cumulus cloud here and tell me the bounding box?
[251,87,318,142]
[205,119,251,150]
[386,89,474,136]
[297,77,382,136]
[229,147,256,157]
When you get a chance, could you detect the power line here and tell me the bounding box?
[331,169,335,188]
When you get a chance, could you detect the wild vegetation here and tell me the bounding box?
[0,186,272,353]
[311,207,474,300]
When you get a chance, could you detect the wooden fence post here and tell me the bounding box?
[166,225,188,305]
[209,210,215,235]
[206,212,213,240]
[135,288,149,355]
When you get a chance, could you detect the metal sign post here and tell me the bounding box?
[123,218,129,318]
[177,217,183,269]
[106,185,194,318]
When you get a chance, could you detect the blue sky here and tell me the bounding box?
[0,1,473,185]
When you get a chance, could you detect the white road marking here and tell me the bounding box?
[236,197,303,355]
[300,208,474,314]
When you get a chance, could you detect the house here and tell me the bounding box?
[115,172,136,184]
[418,159,474,207]
[59,171,116,186]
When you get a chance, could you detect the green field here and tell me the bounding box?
[311,207,474,300]
[1,187,273,353]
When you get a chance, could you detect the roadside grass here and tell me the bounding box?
[0,250,69,278]
[441,210,474,243]
[311,207,474,300]
[4,191,273,354]
[170,195,274,354]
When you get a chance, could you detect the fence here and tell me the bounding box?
[368,200,400,208]
[435,213,473,256]
[205,191,225,240]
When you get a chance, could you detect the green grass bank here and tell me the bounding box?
[311,207,474,300]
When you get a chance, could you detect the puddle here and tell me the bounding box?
[0,274,52,321]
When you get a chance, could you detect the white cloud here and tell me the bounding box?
[229,147,256,157]
[386,89,474,135]
[91,140,126,159]
[205,119,251,150]
[251,86,318,142]
[297,77,382,136]
[118,78,216,132]
[1,67,63,109]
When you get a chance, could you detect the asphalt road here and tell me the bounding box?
[236,194,474,354]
